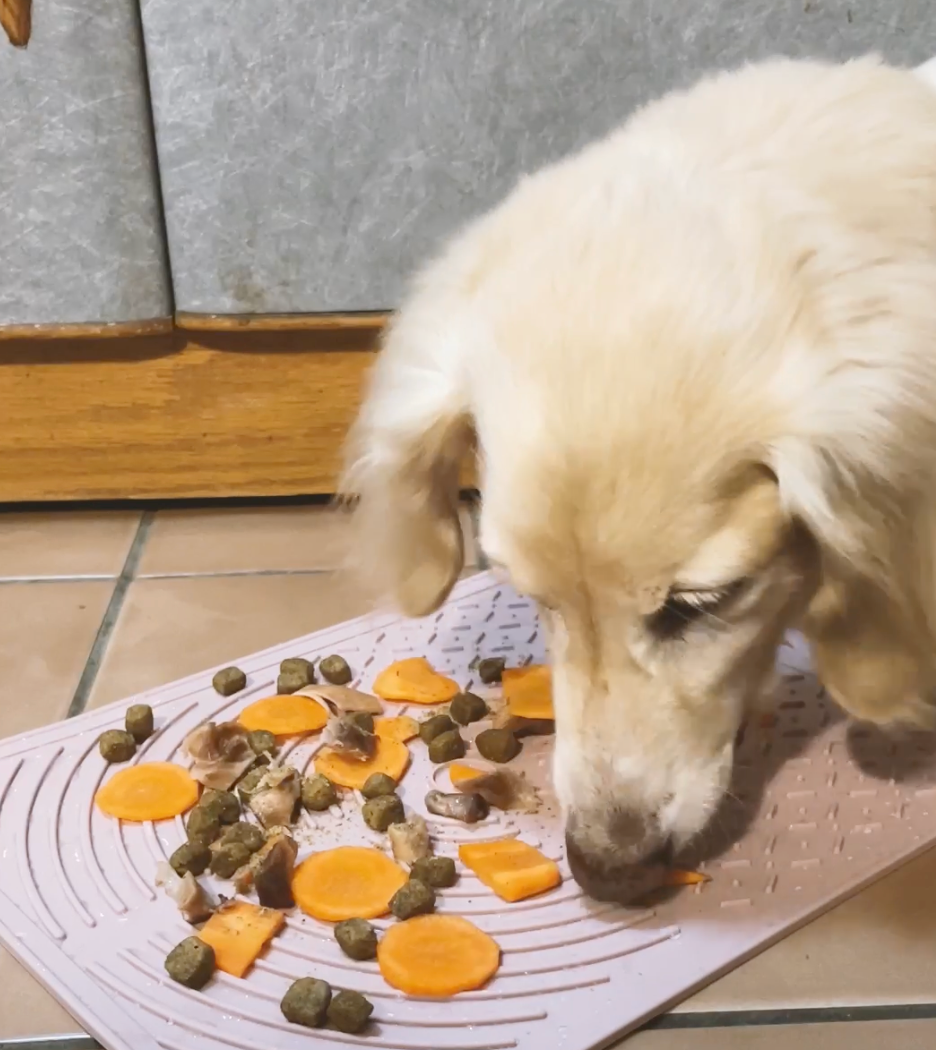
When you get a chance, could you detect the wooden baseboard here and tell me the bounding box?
[1,326,380,501]
[1,318,477,501]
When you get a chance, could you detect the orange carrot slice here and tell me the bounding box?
[292,846,408,921]
[459,838,561,902]
[375,715,419,743]
[502,665,554,720]
[95,762,199,822]
[314,736,410,790]
[372,657,460,705]
[378,914,501,997]
[448,763,486,787]
[198,900,285,978]
[663,869,710,886]
[238,694,328,737]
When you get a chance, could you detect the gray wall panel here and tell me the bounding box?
[141,0,936,314]
[0,0,171,327]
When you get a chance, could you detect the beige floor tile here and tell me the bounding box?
[621,1019,936,1049]
[87,573,380,708]
[0,510,140,578]
[675,848,936,1012]
[136,503,479,577]
[0,947,83,1037]
[0,580,114,740]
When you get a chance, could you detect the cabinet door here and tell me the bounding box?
[0,0,170,328]
[141,0,936,316]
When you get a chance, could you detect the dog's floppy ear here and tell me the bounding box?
[340,297,473,618]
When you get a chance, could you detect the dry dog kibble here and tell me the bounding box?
[277,671,309,694]
[449,692,488,726]
[319,654,352,685]
[301,773,338,812]
[428,729,466,764]
[200,788,241,825]
[390,878,436,919]
[220,821,265,853]
[125,704,154,744]
[361,772,397,799]
[363,794,406,832]
[348,711,375,733]
[280,656,316,683]
[425,789,489,824]
[334,918,378,961]
[247,729,277,757]
[210,841,252,879]
[186,806,221,845]
[281,977,331,1028]
[212,666,246,696]
[169,840,212,878]
[98,729,136,764]
[327,990,374,1034]
[419,713,455,744]
[165,936,215,990]
[477,657,506,684]
[237,766,266,804]
[475,727,522,763]
[409,856,457,889]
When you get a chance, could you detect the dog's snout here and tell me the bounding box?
[565,805,669,871]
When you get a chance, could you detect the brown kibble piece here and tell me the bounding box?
[277,671,309,694]
[169,840,211,877]
[98,730,136,764]
[419,713,455,744]
[409,856,457,889]
[334,918,378,961]
[390,878,436,919]
[327,990,374,1034]
[247,729,278,757]
[477,657,506,684]
[200,788,241,825]
[281,977,331,1028]
[475,728,522,763]
[361,772,397,799]
[210,841,252,879]
[301,773,337,812]
[220,821,265,853]
[212,667,246,696]
[165,936,215,989]
[428,729,466,763]
[362,794,405,832]
[449,692,488,726]
[237,766,266,804]
[186,806,221,844]
[280,656,316,683]
[125,704,154,744]
[319,655,353,685]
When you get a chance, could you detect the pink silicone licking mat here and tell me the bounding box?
[2,571,936,1050]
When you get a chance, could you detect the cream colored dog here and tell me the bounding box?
[342,56,936,877]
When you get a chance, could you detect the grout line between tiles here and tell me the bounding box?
[647,1003,936,1030]
[65,512,154,719]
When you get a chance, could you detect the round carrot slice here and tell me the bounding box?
[238,694,328,737]
[314,736,410,790]
[95,762,199,822]
[292,846,408,921]
[375,715,419,743]
[372,657,460,705]
[378,914,501,996]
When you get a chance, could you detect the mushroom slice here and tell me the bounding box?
[249,766,301,829]
[297,684,383,716]
[156,862,214,924]
[425,790,489,824]
[387,815,431,866]
[253,833,299,909]
[183,721,256,791]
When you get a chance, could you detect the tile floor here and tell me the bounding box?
[1,502,936,1048]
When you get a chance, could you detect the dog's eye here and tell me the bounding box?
[646,580,747,640]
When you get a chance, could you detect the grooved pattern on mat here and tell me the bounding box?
[1,572,936,1050]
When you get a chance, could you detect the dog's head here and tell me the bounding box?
[342,60,936,878]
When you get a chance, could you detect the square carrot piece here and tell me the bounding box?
[198,900,285,978]
[502,665,554,720]
[459,838,561,902]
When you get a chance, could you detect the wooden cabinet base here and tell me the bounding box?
[1,327,381,501]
